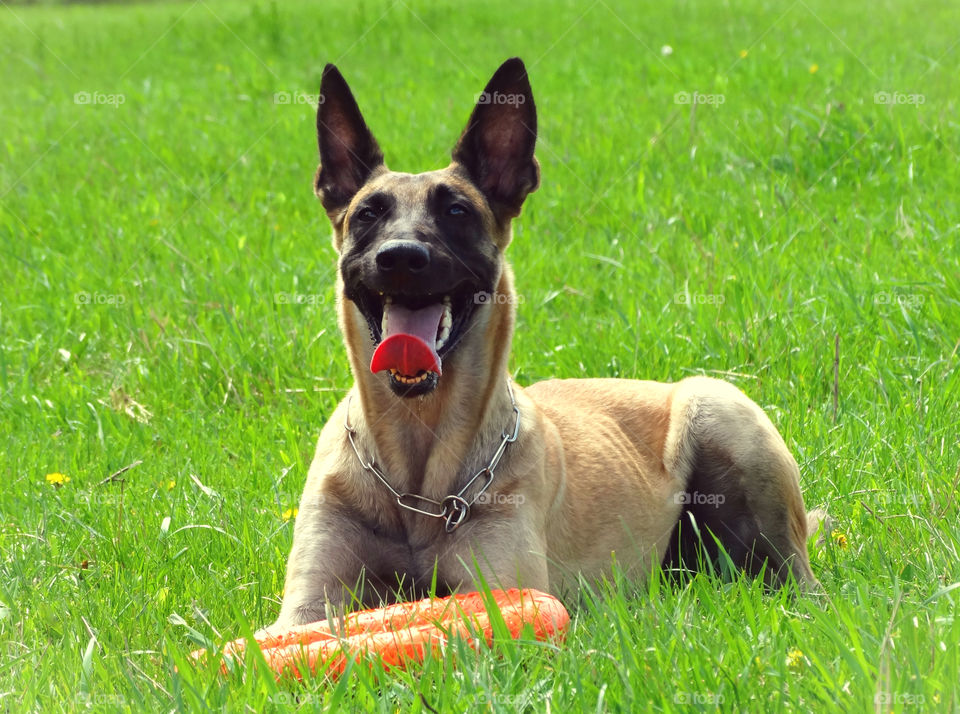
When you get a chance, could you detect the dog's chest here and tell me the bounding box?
[364,517,458,597]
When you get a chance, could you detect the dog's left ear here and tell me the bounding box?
[314,64,385,223]
[452,58,539,222]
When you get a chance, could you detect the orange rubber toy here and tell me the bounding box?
[190,588,569,680]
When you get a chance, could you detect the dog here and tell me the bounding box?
[270,58,820,631]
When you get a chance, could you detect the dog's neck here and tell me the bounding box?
[344,269,517,496]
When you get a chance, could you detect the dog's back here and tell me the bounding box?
[526,377,817,592]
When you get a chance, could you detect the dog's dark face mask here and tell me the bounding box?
[313,59,539,397]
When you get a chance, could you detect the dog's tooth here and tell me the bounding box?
[383,297,393,334]
[436,322,450,351]
[391,369,434,385]
[382,295,392,337]
[435,301,452,352]
[440,301,453,337]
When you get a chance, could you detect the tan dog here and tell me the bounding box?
[272,58,819,630]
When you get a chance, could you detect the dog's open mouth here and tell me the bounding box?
[353,286,479,395]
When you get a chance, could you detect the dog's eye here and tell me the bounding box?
[355,206,381,222]
[447,203,469,217]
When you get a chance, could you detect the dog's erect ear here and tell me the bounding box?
[314,64,385,217]
[451,58,539,221]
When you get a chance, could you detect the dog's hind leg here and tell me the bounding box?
[661,377,820,591]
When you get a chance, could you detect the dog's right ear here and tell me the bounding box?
[314,64,385,223]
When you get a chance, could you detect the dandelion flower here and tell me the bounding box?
[832,531,849,549]
[786,648,805,669]
[282,507,298,522]
[45,472,70,487]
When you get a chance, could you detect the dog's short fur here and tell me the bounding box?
[271,58,819,630]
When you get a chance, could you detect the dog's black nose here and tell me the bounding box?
[375,240,430,273]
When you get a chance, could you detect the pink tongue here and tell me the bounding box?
[369,302,444,376]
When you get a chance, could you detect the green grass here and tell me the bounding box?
[2,0,959,710]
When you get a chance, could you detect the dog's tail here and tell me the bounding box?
[805,507,834,546]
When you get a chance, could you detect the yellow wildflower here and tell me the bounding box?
[282,507,298,521]
[832,531,849,549]
[45,472,70,487]
[786,648,805,669]
[739,49,748,58]
[809,64,819,74]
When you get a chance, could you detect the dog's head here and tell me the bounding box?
[314,58,538,397]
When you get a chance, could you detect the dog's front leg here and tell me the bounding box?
[437,514,550,594]
[269,499,383,631]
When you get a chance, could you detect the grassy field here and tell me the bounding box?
[2,0,959,710]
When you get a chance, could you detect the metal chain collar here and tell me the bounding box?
[344,382,521,533]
